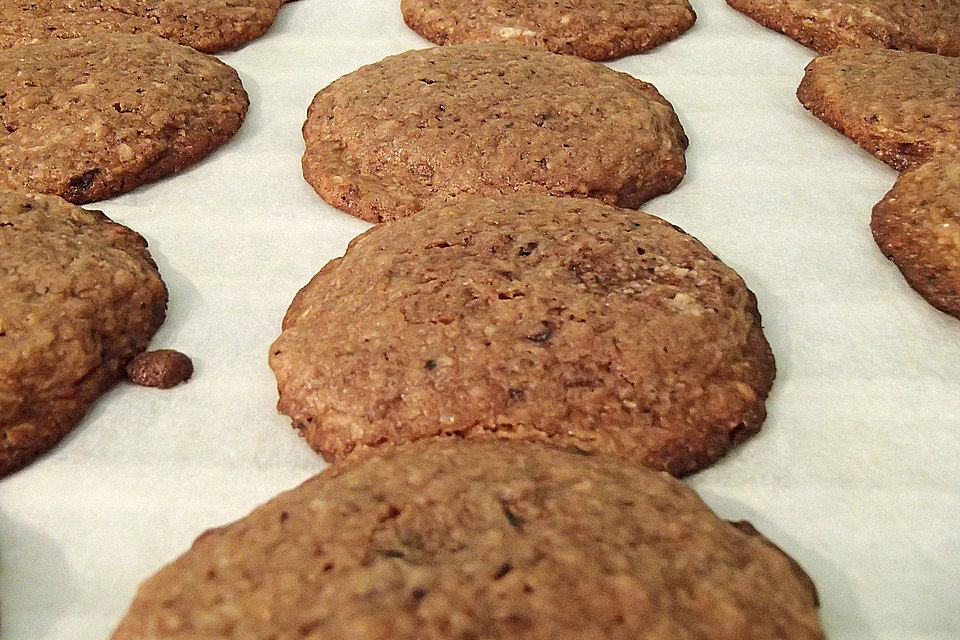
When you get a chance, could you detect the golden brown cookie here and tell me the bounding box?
[797,47,960,171]
[726,0,960,56]
[301,44,687,223]
[401,0,696,60]
[0,191,167,476]
[872,154,960,319]
[0,0,286,53]
[110,439,825,640]
[269,195,775,475]
[0,33,248,204]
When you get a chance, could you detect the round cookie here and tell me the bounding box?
[269,195,775,475]
[301,44,687,223]
[872,155,960,320]
[0,0,286,53]
[401,0,696,60]
[726,0,960,57]
[797,47,960,171]
[0,191,167,476]
[0,33,248,204]
[110,439,825,640]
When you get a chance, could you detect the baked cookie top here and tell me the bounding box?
[401,0,696,60]
[727,0,960,57]
[0,191,167,476]
[301,44,687,222]
[0,33,248,204]
[0,0,286,53]
[110,439,824,640]
[270,195,775,475]
[797,47,960,171]
[872,155,960,319]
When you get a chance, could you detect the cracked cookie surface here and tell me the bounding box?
[269,195,774,475]
[110,439,824,640]
[401,0,696,60]
[0,191,167,476]
[301,44,687,223]
[0,0,286,53]
[0,33,248,204]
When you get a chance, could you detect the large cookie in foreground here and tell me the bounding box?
[872,155,960,320]
[726,0,960,56]
[0,191,167,476]
[0,0,286,53]
[401,0,696,60]
[0,33,248,204]
[797,47,960,171]
[110,439,824,640]
[301,44,687,223]
[270,195,775,475]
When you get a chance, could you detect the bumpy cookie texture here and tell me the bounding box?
[797,47,960,171]
[0,191,167,476]
[401,0,696,60]
[126,350,194,389]
[0,33,249,204]
[111,439,824,640]
[872,155,960,319]
[270,195,775,475]
[726,0,960,56]
[0,0,286,53]
[301,44,687,223]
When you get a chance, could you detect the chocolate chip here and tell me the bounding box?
[126,349,193,389]
[525,321,554,343]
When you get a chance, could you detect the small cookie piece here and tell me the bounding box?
[872,155,960,319]
[401,0,696,60]
[0,0,286,53]
[797,47,960,171]
[726,0,960,56]
[0,191,167,476]
[302,44,687,222]
[126,350,194,389]
[110,439,825,640]
[0,33,248,204]
[269,195,775,475]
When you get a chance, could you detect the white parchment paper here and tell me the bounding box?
[1,0,958,637]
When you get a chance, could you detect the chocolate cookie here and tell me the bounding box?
[301,44,687,223]
[797,47,960,171]
[726,0,960,56]
[0,0,286,53]
[401,0,696,60]
[872,155,960,319]
[110,439,824,640]
[0,33,248,204]
[0,191,167,476]
[269,195,775,475]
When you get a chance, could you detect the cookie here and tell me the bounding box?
[0,0,286,53]
[401,0,696,60]
[301,44,687,223]
[110,439,824,640]
[872,154,960,319]
[126,350,194,389]
[726,0,960,56]
[269,195,775,475]
[797,47,960,171]
[0,191,167,476]
[0,33,249,204]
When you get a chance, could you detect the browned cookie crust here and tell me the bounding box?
[0,0,286,53]
[301,44,687,223]
[110,439,824,640]
[726,0,960,56]
[0,191,167,476]
[269,195,775,476]
[401,0,696,60]
[0,33,248,204]
[797,47,960,171]
[872,155,960,319]
[126,349,194,389]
